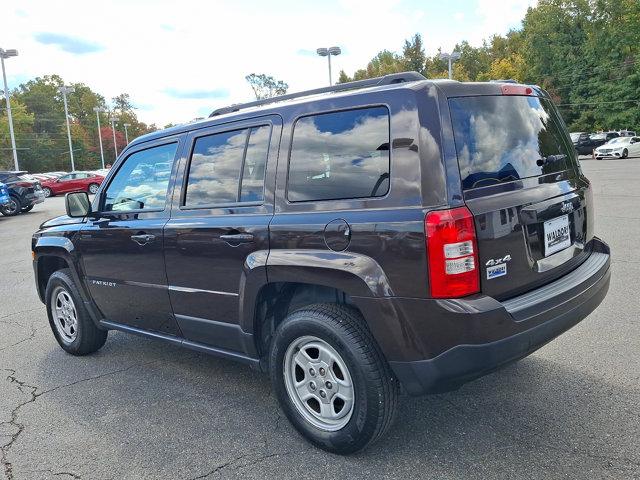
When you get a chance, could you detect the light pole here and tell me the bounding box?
[123,123,131,144]
[0,48,19,171]
[93,107,106,169]
[58,85,76,171]
[439,51,461,80]
[316,46,341,86]
[109,116,118,158]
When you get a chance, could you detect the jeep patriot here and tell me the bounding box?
[32,72,611,454]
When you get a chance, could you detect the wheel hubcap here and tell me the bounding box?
[51,286,78,344]
[89,184,98,194]
[4,199,18,214]
[283,336,355,431]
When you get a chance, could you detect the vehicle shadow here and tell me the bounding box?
[29,331,637,479]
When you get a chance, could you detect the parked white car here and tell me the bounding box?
[594,136,640,159]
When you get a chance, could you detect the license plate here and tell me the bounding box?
[544,214,571,256]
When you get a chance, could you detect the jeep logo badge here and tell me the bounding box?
[560,202,574,214]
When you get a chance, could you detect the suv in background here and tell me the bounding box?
[0,171,45,216]
[571,131,620,155]
[32,73,611,454]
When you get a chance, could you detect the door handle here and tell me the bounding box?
[220,233,254,245]
[131,233,156,245]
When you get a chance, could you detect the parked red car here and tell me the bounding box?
[41,172,104,198]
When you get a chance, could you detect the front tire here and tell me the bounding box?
[622,149,628,159]
[269,304,398,454]
[21,205,34,212]
[0,196,21,216]
[45,269,108,355]
[42,187,52,198]
[88,183,99,194]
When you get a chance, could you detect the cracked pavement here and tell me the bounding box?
[1,159,639,479]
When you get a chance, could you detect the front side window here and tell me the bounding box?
[103,143,178,212]
[185,125,270,206]
[287,107,390,202]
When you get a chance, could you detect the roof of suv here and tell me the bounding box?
[129,72,543,149]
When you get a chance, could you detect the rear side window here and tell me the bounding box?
[287,107,390,202]
[185,125,270,206]
[449,96,575,190]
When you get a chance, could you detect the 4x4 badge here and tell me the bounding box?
[485,255,511,267]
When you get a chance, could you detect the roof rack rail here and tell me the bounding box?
[209,71,426,117]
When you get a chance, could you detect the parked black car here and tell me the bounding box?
[32,73,611,454]
[0,171,45,216]
[571,131,620,155]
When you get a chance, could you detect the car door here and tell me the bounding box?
[163,117,280,352]
[77,137,184,334]
[631,137,640,156]
[55,173,77,194]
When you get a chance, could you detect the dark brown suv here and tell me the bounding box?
[32,72,611,454]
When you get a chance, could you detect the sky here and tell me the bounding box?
[3,0,537,127]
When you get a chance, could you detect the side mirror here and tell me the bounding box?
[65,192,91,218]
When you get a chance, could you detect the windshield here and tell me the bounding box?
[570,133,581,141]
[607,137,629,144]
[449,95,576,190]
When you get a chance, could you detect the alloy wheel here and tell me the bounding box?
[51,286,78,344]
[283,335,355,431]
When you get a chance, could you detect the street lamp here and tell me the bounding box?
[109,116,118,158]
[1,48,19,171]
[58,85,76,171]
[122,123,131,144]
[316,46,341,86]
[93,107,106,169]
[439,51,461,80]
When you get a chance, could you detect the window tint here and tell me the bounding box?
[103,143,178,212]
[288,107,390,202]
[185,125,271,206]
[185,129,247,206]
[449,96,576,190]
[240,126,270,202]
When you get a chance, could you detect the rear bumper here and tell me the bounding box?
[23,191,45,206]
[355,238,611,395]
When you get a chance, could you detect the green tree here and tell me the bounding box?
[402,34,426,74]
[245,73,288,100]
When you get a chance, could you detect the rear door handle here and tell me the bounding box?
[220,233,254,245]
[131,233,156,245]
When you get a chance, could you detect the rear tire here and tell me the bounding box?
[1,196,21,216]
[45,268,108,355]
[269,303,398,454]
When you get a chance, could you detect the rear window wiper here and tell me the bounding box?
[536,154,567,166]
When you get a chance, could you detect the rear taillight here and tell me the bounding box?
[425,206,480,298]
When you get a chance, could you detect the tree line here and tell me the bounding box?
[338,0,639,134]
[0,75,156,172]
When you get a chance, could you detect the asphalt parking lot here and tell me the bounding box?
[1,159,639,480]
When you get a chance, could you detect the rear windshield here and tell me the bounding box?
[449,95,575,190]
